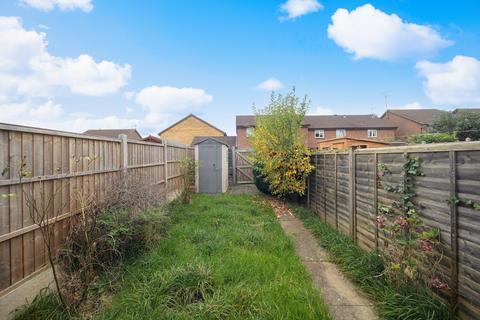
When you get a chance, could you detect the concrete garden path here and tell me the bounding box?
[271,200,378,320]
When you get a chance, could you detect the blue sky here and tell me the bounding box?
[0,0,479,136]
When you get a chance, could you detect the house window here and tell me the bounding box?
[246,127,254,137]
[336,129,346,138]
[368,129,378,138]
[314,129,325,139]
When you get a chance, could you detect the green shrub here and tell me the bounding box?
[250,90,314,197]
[94,208,170,269]
[132,208,171,248]
[253,164,271,195]
[408,132,457,144]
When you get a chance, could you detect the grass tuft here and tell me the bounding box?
[12,288,68,320]
[292,205,454,320]
[96,194,331,319]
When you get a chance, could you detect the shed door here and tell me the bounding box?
[198,142,222,193]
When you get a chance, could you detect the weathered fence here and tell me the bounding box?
[307,142,480,319]
[0,123,193,296]
[232,148,253,184]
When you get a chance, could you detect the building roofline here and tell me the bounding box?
[382,109,444,125]
[83,128,142,139]
[159,113,227,136]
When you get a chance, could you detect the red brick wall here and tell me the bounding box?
[381,111,426,139]
[237,126,396,149]
[307,128,396,148]
[236,127,251,149]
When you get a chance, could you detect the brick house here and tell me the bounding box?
[380,109,447,139]
[159,114,226,145]
[236,114,397,149]
[83,128,142,140]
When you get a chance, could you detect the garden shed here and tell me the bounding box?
[194,137,229,193]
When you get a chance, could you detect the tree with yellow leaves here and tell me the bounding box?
[250,89,314,198]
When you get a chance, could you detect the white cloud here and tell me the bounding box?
[21,0,93,12]
[257,77,284,91]
[393,102,425,109]
[416,55,480,104]
[0,100,142,133]
[311,106,334,115]
[0,16,131,101]
[124,91,135,100]
[280,0,323,20]
[135,86,213,124]
[327,4,452,61]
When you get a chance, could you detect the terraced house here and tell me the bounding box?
[380,109,447,139]
[236,114,397,149]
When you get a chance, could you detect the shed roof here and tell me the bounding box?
[192,137,231,146]
[192,136,236,147]
[236,114,396,129]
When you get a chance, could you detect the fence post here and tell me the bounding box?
[449,150,459,314]
[119,134,128,174]
[164,140,168,194]
[232,146,236,185]
[348,147,356,241]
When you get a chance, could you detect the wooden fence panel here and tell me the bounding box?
[0,124,193,296]
[324,154,336,228]
[355,154,376,251]
[307,142,480,319]
[234,149,253,184]
[336,154,350,235]
[456,150,480,319]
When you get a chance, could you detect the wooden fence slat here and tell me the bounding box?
[450,150,459,313]
[9,131,23,283]
[0,124,193,296]
[22,133,35,277]
[0,130,10,290]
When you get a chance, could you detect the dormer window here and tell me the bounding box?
[314,129,325,139]
[368,129,378,138]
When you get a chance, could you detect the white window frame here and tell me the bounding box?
[314,129,325,139]
[336,129,346,138]
[367,129,378,138]
[246,127,254,137]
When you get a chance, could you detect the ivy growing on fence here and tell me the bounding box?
[376,154,449,292]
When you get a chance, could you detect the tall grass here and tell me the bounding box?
[292,205,453,320]
[97,194,331,319]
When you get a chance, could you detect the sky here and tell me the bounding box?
[0,0,479,136]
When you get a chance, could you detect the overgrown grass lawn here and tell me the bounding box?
[97,194,330,320]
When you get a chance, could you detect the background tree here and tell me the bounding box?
[456,111,480,141]
[250,89,314,198]
[431,111,480,141]
[431,113,457,134]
